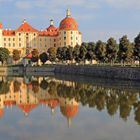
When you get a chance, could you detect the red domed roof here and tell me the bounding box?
[59,17,78,30]
[60,105,79,118]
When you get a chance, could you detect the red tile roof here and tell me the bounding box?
[39,25,59,37]
[4,100,16,106]
[40,99,49,105]
[48,99,59,109]
[24,53,32,59]
[16,21,38,32]
[3,30,15,36]
[59,17,78,30]
[18,104,38,113]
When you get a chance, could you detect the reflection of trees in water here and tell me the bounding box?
[48,81,58,96]
[0,79,10,94]
[32,80,39,93]
[13,80,21,92]
[54,81,140,125]
[40,79,48,90]
[134,102,140,125]
[2,77,140,125]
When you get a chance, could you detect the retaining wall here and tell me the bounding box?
[54,65,140,81]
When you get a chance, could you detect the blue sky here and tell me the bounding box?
[0,0,140,42]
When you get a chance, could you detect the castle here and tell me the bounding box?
[0,9,82,57]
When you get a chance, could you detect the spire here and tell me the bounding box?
[67,117,72,128]
[24,112,28,117]
[66,9,71,18]
[51,108,55,116]
[22,19,26,24]
[50,19,54,26]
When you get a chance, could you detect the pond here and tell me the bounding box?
[0,75,139,140]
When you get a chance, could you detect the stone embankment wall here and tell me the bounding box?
[0,66,54,76]
[0,66,23,76]
[25,66,55,76]
[54,65,140,81]
[0,65,140,81]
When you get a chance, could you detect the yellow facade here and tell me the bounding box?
[0,9,82,57]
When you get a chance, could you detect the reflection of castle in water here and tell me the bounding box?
[0,76,140,126]
[0,77,79,127]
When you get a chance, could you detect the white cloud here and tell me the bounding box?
[14,0,99,9]
[104,0,140,8]
[15,1,32,9]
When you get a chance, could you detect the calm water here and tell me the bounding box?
[0,76,139,140]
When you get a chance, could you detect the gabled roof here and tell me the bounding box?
[18,104,38,114]
[16,20,38,32]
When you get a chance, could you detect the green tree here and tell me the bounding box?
[61,46,68,62]
[39,52,48,65]
[12,49,21,64]
[0,48,10,65]
[57,47,63,62]
[31,49,39,64]
[95,40,106,63]
[79,45,87,63]
[118,35,131,64]
[127,43,134,63]
[85,42,96,63]
[47,47,57,62]
[73,44,80,63]
[134,33,140,64]
[106,37,118,63]
[81,42,89,49]
[66,46,74,63]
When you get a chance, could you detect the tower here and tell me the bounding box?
[59,9,82,47]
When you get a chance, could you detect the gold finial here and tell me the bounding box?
[50,19,54,26]
[66,9,71,18]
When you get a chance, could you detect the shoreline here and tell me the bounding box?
[0,65,140,81]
